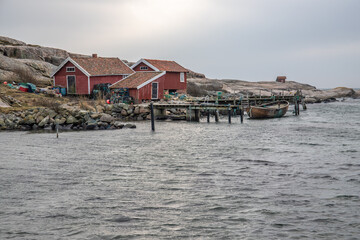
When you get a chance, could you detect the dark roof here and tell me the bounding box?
[72,57,134,75]
[110,72,163,89]
[144,59,188,72]
[276,76,287,80]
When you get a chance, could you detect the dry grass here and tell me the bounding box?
[78,96,96,112]
[34,98,62,112]
[0,84,68,113]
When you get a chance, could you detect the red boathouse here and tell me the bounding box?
[110,58,188,102]
[51,54,134,95]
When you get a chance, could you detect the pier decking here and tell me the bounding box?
[149,93,305,130]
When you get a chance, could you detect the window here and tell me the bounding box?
[140,66,148,70]
[180,72,185,82]
[151,82,158,99]
[66,67,75,72]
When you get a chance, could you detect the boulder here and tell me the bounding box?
[100,113,114,123]
[38,116,50,127]
[55,118,66,125]
[21,115,35,125]
[121,109,128,116]
[85,122,97,130]
[66,115,78,124]
[134,106,140,114]
[90,113,101,119]
[36,115,44,124]
[113,121,124,129]
[139,106,150,114]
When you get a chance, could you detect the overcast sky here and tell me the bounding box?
[1,0,359,88]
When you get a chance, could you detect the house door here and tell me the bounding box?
[151,82,158,99]
[67,76,76,94]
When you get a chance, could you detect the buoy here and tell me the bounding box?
[3,81,7,85]
[106,99,110,104]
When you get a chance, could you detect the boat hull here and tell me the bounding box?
[247,101,289,119]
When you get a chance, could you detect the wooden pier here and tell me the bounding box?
[149,93,305,131]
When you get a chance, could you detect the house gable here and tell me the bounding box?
[51,57,90,77]
[131,59,160,72]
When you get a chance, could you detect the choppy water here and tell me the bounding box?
[1,99,360,239]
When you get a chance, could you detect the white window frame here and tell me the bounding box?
[151,82,158,99]
[66,67,75,72]
[180,72,185,82]
[140,66,148,70]
[66,75,76,94]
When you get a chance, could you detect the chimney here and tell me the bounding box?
[92,53,98,58]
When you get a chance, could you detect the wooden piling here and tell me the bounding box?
[56,123,59,138]
[240,108,244,123]
[228,106,231,124]
[215,110,219,123]
[207,109,210,123]
[150,102,155,131]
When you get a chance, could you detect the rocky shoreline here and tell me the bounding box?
[188,78,360,103]
[0,104,139,131]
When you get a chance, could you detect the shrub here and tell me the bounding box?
[13,66,39,85]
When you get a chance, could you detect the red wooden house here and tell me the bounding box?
[51,54,134,95]
[110,58,188,102]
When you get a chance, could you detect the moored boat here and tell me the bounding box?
[247,100,289,119]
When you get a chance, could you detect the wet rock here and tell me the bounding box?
[123,123,136,129]
[113,121,124,129]
[86,123,97,130]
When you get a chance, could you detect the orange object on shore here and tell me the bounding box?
[3,81,7,85]
[106,99,110,104]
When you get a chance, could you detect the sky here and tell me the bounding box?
[0,0,359,88]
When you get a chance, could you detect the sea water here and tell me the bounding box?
[0,99,359,239]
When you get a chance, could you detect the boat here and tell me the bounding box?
[246,100,289,119]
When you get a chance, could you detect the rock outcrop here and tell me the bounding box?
[0,36,88,86]
[187,77,359,103]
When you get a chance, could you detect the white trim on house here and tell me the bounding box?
[66,67,75,72]
[50,57,91,77]
[137,71,166,89]
[130,58,160,71]
[66,75,76,94]
[88,76,90,94]
[53,76,55,86]
[151,82,158,99]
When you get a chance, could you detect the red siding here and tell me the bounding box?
[54,62,125,94]
[133,62,155,72]
[126,75,166,102]
[90,75,123,92]
[54,62,88,94]
[164,72,187,90]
